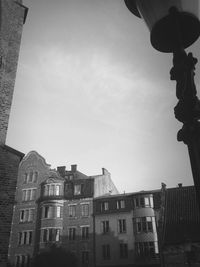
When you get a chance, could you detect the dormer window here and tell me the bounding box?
[117,199,125,209]
[74,184,82,195]
[100,201,109,212]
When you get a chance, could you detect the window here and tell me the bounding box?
[118,219,126,233]
[22,189,36,201]
[135,242,159,258]
[23,172,38,184]
[81,204,89,217]
[23,173,28,184]
[81,226,89,240]
[100,201,109,211]
[44,184,61,196]
[43,206,62,219]
[102,244,110,260]
[117,200,125,209]
[135,217,155,233]
[18,231,32,245]
[120,243,128,258]
[69,227,76,241]
[15,255,30,267]
[69,175,73,180]
[69,205,76,217]
[41,228,61,242]
[20,209,34,223]
[134,195,153,208]
[74,184,82,195]
[102,221,109,234]
[82,251,89,265]
[33,172,38,183]
[28,172,33,183]
[57,206,61,218]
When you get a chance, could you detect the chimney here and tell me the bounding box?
[71,164,77,172]
[178,183,182,188]
[57,166,66,177]
[102,168,110,175]
[161,182,166,191]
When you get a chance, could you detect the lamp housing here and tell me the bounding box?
[125,0,200,52]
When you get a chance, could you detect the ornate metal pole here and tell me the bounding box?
[170,48,200,207]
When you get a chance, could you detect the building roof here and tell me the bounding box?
[94,189,161,200]
[163,186,200,245]
[3,144,24,159]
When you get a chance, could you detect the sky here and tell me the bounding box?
[6,0,200,193]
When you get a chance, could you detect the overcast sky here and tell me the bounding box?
[7,0,200,193]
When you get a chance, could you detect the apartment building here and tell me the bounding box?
[93,192,160,267]
[8,151,119,267]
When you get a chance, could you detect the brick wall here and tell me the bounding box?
[0,145,24,267]
[0,0,27,144]
[8,151,51,266]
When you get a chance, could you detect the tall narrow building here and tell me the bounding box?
[0,1,28,266]
[0,0,28,144]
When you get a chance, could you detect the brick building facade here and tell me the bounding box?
[0,1,28,266]
[8,151,119,267]
[7,150,200,267]
[0,145,24,267]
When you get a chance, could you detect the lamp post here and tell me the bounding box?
[124,0,200,208]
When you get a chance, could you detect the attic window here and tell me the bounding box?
[74,184,82,195]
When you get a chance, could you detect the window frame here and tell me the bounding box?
[41,228,61,243]
[81,226,89,240]
[69,204,76,217]
[18,231,32,245]
[68,227,76,241]
[119,243,128,259]
[117,199,125,209]
[81,203,89,217]
[19,208,34,223]
[118,219,126,234]
[102,244,110,260]
[22,188,37,202]
[102,220,109,234]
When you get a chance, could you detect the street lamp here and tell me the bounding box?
[124,0,200,206]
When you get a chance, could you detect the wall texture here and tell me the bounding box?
[0,145,24,267]
[0,0,27,144]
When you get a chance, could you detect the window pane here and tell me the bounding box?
[31,189,36,200]
[140,197,144,207]
[150,196,154,208]
[69,205,76,217]
[57,206,61,218]
[28,172,33,183]
[24,210,29,222]
[24,173,28,184]
[74,184,81,195]
[81,204,89,217]
[29,209,34,221]
[56,185,60,195]
[49,185,54,196]
[55,229,60,241]
[135,198,139,207]
[26,190,31,201]
[144,197,150,206]
[20,210,24,222]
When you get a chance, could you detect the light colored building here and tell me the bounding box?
[93,192,160,267]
